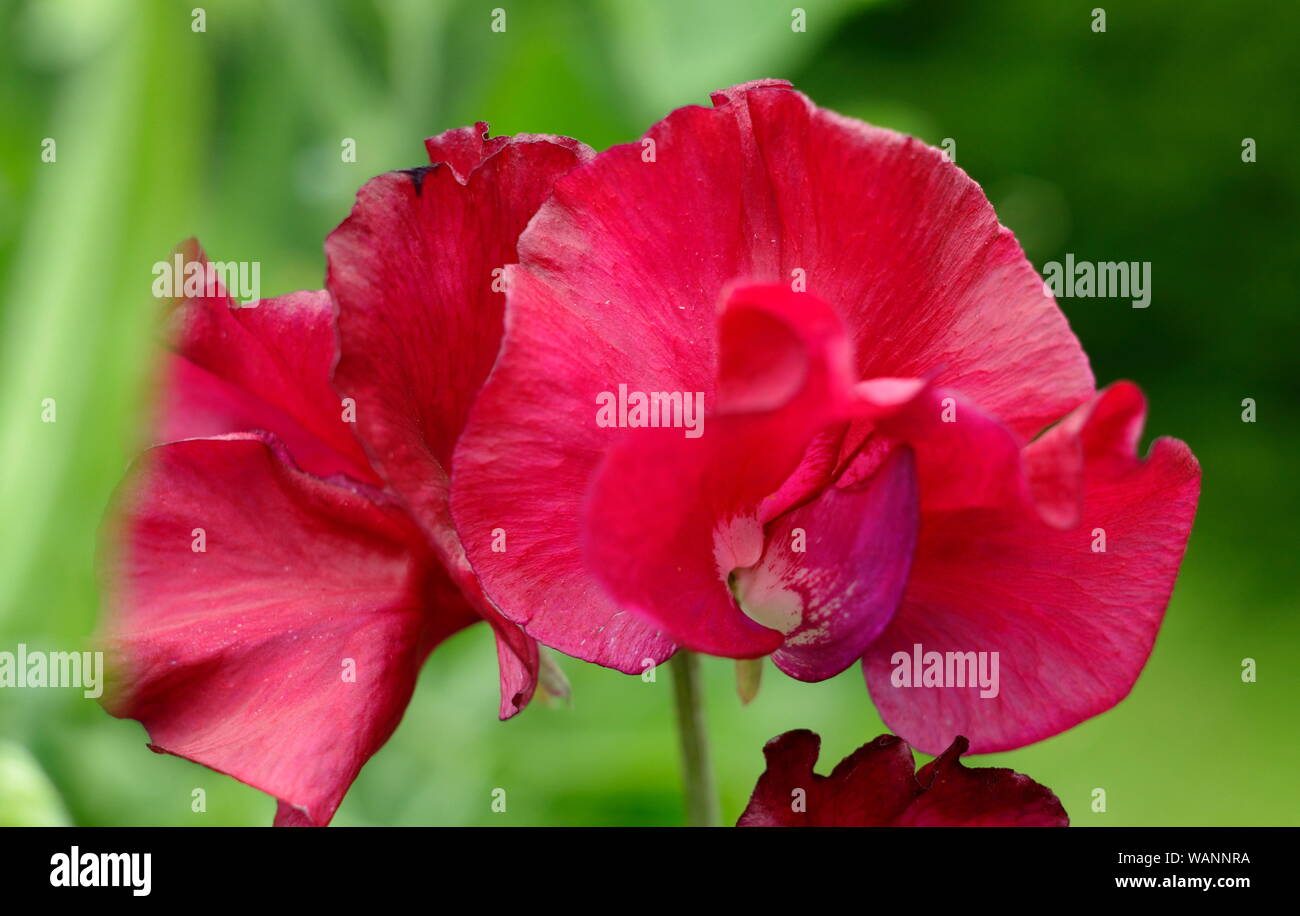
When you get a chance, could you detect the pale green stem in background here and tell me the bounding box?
[669,651,721,827]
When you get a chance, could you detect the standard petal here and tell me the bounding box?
[702,81,1094,436]
[326,129,591,537]
[864,383,1201,753]
[101,434,477,826]
[424,121,590,185]
[159,240,376,485]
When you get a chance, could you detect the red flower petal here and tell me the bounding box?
[102,434,476,826]
[327,128,590,536]
[863,383,1201,753]
[422,122,513,183]
[850,380,1028,516]
[454,80,1092,671]
[424,121,590,185]
[447,551,539,721]
[581,285,859,659]
[702,82,1094,435]
[158,240,376,485]
[737,730,1067,827]
[325,128,584,706]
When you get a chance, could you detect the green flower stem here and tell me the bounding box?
[669,650,722,827]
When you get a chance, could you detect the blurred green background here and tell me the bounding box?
[1,0,1297,826]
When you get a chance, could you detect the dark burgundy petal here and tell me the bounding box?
[740,729,919,827]
[738,730,1067,827]
[900,737,1069,826]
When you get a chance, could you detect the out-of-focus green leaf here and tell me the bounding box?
[0,741,71,826]
[595,0,878,120]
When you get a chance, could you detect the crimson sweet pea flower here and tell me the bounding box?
[449,80,1200,754]
[101,126,590,826]
[738,730,1068,827]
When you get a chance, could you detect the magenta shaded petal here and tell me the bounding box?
[737,730,1067,827]
[736,447,917,682]
[582,285,859,659]
[454,80,1091,671]
[102,434,476,826]
[158,242,376,485]
[864,382,1201,753]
